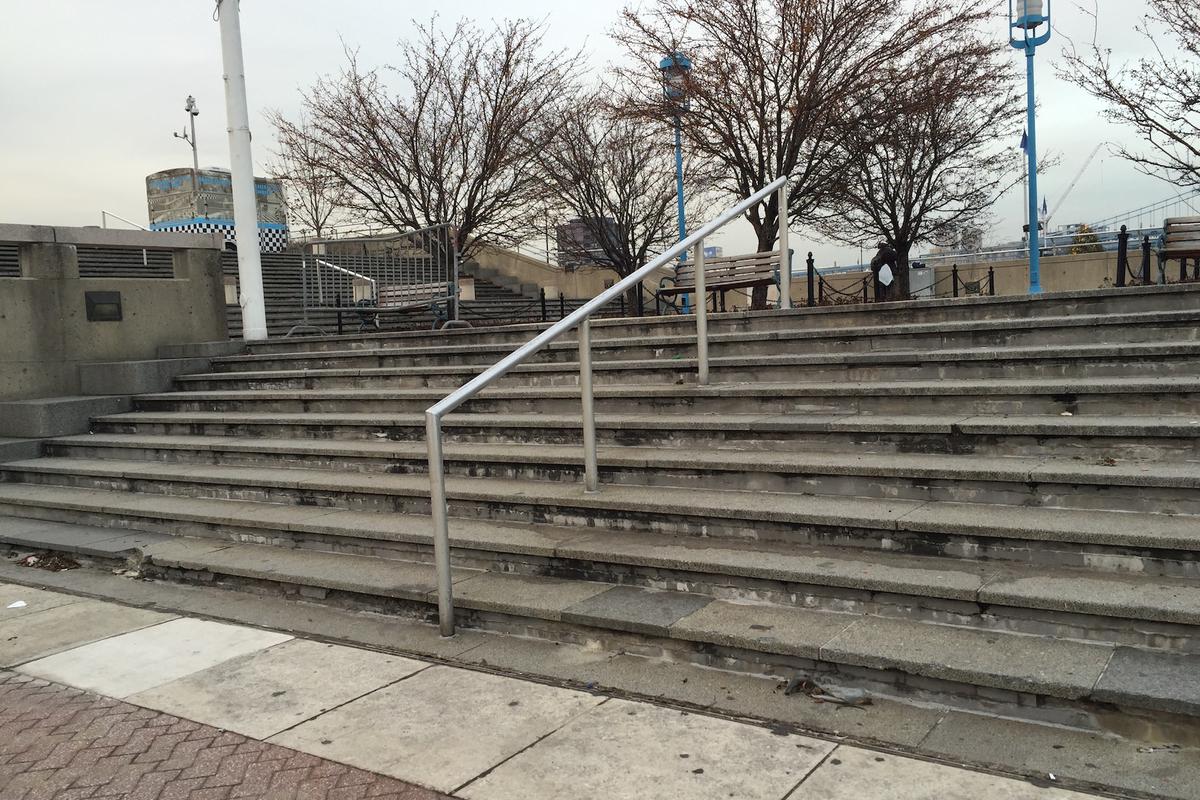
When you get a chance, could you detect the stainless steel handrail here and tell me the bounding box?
[424,175,792,636]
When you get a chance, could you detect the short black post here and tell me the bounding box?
[806,252,815,307]
[540,287,547,321]
[559,292,566,319]
[952,264,959,298]
[1115,225,1128,287]
[1181,256,1188,283]
[862,278,869,303]
[335,292,343,335]
[988,266,996,296]
[1141,236,1152,284]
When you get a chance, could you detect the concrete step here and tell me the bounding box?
[88,411,1200,462]
[211,309,1200,373]
[178,342,1200,391]
[240,283,1200,356]
[128,378,1200,416]
[42,434,1200,516]
[0,509,1195,741]
[5,457,1200,577]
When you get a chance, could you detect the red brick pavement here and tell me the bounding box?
[0,671,451,800]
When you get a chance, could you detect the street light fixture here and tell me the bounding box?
[1010,0,1051,294]
[659,52,692,264]
[173,95,202,215]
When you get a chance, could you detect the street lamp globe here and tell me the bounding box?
[658,52,692,111]
[1014,0,1046,29]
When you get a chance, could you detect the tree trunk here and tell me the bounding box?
[895,247,911,301]
[749,226,776,310]
[625,284,642,317]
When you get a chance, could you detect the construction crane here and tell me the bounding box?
[1043,142,1109,234]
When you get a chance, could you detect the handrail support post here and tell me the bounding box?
[694,241,708,385]
[778,183,791,310]
[425,412,455,637]
[579,319,599,492]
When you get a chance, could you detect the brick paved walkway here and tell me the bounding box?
[0,671,450,800]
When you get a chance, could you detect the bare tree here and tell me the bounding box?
[539,95,710,314]
[815,30,1022,298]
[270,19,575,256]
[613,0,990,307]
[269,120,349,240]
[1060,0,1200,188]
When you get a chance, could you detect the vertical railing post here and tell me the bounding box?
[806,252,815,307]
[540,287,547,321]
[988,267,996,296]
[862,278,869,304]
[424,413,455,637]
[1116,225,1128,288]
[559,292,566,319]
[694,241,708,385]
[1141,236,1152,284]
[579,319,599,493]
[952,264,960,298]
[778,182,791,310]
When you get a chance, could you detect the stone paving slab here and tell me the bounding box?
[561,585,713,636]
[19,616,291,698]
[787,744,1096,799]
[271,664,603,793]
[0,580,83,620]
[1092,647,1200,716]
[0,671,447,800]
[128,638,429,739]
[1,598,171,667]
[461,698,833,800]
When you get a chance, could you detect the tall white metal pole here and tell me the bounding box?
[217,0,268,341]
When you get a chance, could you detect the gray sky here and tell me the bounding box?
[0,1,1186,265]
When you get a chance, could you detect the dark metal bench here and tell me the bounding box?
[657,250,780,312]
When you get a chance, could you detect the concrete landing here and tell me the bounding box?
[0,580,1107,800]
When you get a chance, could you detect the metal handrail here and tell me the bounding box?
[424,175,792,636]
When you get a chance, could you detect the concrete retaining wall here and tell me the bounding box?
[0,224,228,401]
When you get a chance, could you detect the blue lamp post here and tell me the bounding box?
[660,52,692,261]
[1010,0,1051,294]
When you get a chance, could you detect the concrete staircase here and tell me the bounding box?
[222,253,604,339]
[3,284,1200,747]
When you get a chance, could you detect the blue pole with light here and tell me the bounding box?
[660,52,692,266]
[1010,0,1051,295]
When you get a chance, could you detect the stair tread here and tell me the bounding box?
[0,511,1128,700]
[91,409,1200,437]
[223,307,1200,362]
[1,480,1198,626]
[179,341,1200,382]
[50,433,1200,487]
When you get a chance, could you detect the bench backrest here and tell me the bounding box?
[1163,217,1200,255]
[675,250,780,288]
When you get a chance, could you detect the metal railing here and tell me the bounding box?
[424,175,792,636]
[288,222,458,336]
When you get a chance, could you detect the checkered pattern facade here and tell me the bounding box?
[151,220,289,253]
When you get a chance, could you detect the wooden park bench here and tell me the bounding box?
[1159,216,1200,283]
[656,250,781,312]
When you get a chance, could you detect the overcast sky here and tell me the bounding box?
[0,1,1189,265]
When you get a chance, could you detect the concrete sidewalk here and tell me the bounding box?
[0,582,1101,800]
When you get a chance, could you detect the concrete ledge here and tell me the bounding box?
[0,223,222,251]
[79,358,213,395]
[0,396,131,438]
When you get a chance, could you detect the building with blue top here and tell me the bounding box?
[145,167,289,252]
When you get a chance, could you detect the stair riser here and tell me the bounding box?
[43,442,1200,517]
[243,288,1200,356]
[6,471,1198,579]
[182,354,1200,391]
[131,391,1200,417]
[216,321,1200,372]
[88,420,1200,462]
